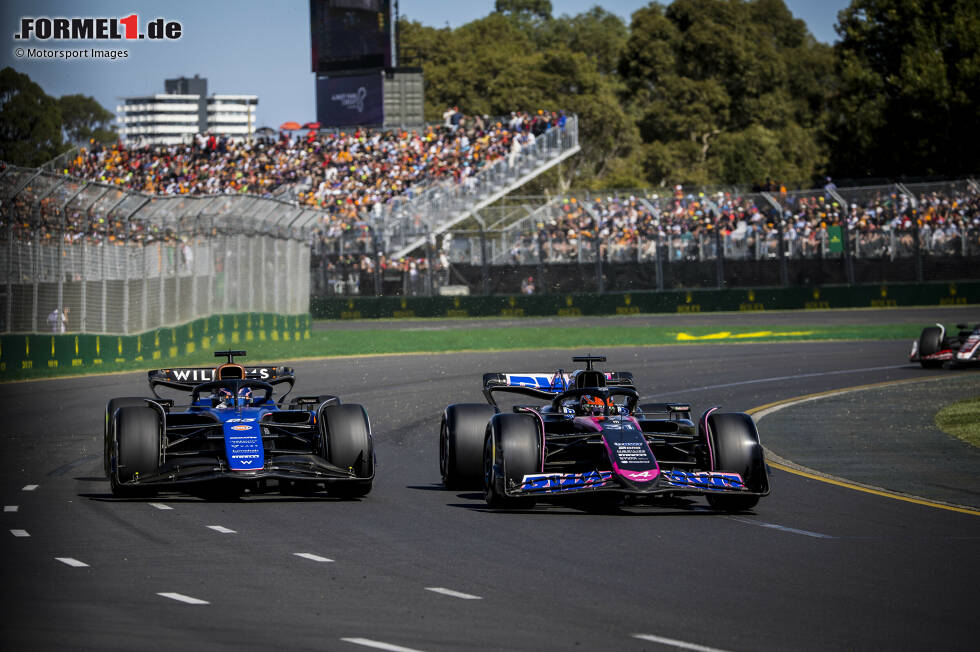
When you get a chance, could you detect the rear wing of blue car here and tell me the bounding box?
[148,365,294,394]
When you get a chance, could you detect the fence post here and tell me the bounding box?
[474,210,489,295]
[425,229,434,296]
[373,230,382,296]
[712,211,724,288]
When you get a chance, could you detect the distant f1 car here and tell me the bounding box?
[439,355,770,511]
[909,323,980,368]
[104,350,374,498]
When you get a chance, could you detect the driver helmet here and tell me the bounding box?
[237,386,252,406]
[579,394,611,416]
[216,388,234,409]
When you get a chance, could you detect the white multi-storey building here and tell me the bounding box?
[116,76,257,145]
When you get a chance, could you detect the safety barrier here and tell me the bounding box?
[311,281,979,320]
[0,312,311,381]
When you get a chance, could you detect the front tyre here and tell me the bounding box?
[483,413,540,509]
[321,403,374,498]
[701,411,768,512]
[110,406,161,497]
[104,397,149,476]
[917,326,945,368]
[441,403,497,490]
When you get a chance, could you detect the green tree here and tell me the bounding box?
[0,66,67,166]
[398,9,637,190]
[494,0,553,22]
[58,94,117,145]
[619,0,833,187]
[831,0,980,177]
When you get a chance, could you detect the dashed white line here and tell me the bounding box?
[10,529,29,537]
[55,557,89,567]
[424,587,482,600]
[22,484,39,491]
[149,503,173,510]
[206,525,236,534]
[157,592,209,605]
[729,517,835,539]
[294,552,334,562]
[633,633,733,652]
[340,638,427,652]
[4,505,18,512]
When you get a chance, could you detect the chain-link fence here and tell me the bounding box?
[308,178,980,296]
[0,166,316,334]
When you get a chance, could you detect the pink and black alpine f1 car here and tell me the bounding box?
[439,355,770,511]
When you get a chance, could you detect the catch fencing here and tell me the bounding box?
[0,166,316,334]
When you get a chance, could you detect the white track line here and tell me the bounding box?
[149,503,173,510]
[340,638,427,652]
[729,517,835,539]
[10,529,29,537]
[424,587,482,600]
[4,505,18,512]
[640,364,905,400]
[21,484,38,491]
[55,557,89,567]
[294,552,334,562]
[157,592,209,605]
[206,525,236,534]
[633,633,734,652]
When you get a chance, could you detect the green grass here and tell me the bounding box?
[935,396,980,448]
[3,322,923,383]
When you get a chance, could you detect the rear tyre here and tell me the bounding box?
[441,403,497,490]
[918,326,945,368]
[110,406,161,497]
[483,413,540,509]
[702,411,767,512]
[321,404,374,498]
[104,397,149,476]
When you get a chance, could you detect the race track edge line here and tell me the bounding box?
[748,375,980,517]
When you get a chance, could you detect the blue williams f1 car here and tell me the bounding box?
[439,355,769,511]
[104,351,374,498]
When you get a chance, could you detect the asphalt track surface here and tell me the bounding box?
[2,309,979,651]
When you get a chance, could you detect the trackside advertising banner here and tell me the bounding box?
[316,72,383,126]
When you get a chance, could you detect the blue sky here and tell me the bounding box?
[2,1,849,133]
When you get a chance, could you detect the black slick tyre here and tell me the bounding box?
[441,403,497,490]
[702,411,767,512]
[918,326,945,368]
[110,406,161,497]
[321,403,374,498]
[483,413,540,509]
[104,397,148,476]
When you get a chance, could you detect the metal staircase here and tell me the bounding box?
[380,116,581,259]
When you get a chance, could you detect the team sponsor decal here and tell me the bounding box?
[602,422,659,483]
[520,470,613,493]
[165,367,275,382]
[661,470,747,491]
[223,430,264,470]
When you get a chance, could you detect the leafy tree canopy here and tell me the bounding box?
[0,67,117,167]
[831,0,980,177]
